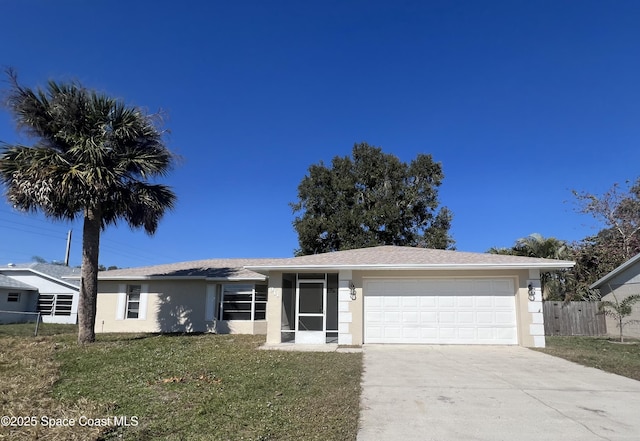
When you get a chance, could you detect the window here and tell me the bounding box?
[126,285,141,319]
[221,284,267,321]
[254,285,267,320]
[7,292,20,302]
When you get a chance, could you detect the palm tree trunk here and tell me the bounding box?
[77,206,101,345]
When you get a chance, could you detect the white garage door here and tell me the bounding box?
[364,278,518,345]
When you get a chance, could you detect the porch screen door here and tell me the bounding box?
[296,280,326,344]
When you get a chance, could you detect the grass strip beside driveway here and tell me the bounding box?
[537,336,640,382]
[1,330,362,441]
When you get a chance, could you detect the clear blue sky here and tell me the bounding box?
[1,0,639,268]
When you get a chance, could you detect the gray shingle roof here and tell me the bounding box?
[98,258,276,280]
[98,246,575,281]
[245,245,576,271]
[1,263,82,287]
[0,274,37,290]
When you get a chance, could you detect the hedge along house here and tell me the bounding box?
[245,246,575,348]
[95,259,276,334]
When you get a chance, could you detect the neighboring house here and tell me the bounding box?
[97,245,574,348]
[0,263,81,324]
[0,274,38,323]
[590,253,640,339]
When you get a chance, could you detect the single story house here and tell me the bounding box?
[0,274,38,323]
[0,263,81,324]
[590,252,640,339]
[97,245,574,348]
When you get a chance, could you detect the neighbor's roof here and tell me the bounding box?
[97,259,276,281]
[0,262,81,288]
[590,252,640,289]
[245,245,576,273]
[0,274,37,290]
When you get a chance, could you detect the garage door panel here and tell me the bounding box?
[496,328,517,341]
[438,297,455,307]
[403,311,419,324]
[438,311,456,324]
[403,328,420,339]
[458,328,476,339]
[383,297,401,308]
[385,312,402,322]
[402,297,419,307]
[420,327,438,338]
[475,297,494,308]
[457,311,474,324]
[420,311,437,323]
[495,311,516,324]
[476,311,495,324]
[364,278,518,345]
[419,297,437,307]
[495,296,515,307]
[438,327,457,339]
[384,326,402,338]
[456,296,474,307]
[367,311,384,324]
[477,328,495,340]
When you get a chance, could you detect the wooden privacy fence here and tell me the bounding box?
[543,301,606,336]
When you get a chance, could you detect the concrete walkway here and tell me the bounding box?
[357,345,640,441]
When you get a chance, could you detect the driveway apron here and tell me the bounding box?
[357,345,640,441]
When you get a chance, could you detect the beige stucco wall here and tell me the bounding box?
[96,280,266,335]
[265,272,283,344]
[265,268,541,347]
[96,280,207,333]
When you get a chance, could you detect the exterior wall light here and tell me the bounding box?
[528,284,536,301]
[349,281,357,300]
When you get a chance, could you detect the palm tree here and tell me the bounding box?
[488,233,571,300]
[599,292,640,343]
[0,71,176,344]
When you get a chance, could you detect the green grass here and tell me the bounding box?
[0,327,362,441]
[538,336,640,381]
[0,322,78,337]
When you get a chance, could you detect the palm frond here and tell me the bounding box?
[1,72,177,228]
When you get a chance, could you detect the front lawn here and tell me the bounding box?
[538,336,640,382]
[0,327,362,440]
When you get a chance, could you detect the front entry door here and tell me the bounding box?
[296,280,326,344]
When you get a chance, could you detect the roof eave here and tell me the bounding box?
[1,267,80,290]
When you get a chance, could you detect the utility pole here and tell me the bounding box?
[64,229,72,266]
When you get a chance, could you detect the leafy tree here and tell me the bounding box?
[570,180,640,299]
[488,233,571,300]
[569,229,640,300]
[599,292,640,342]
[572,180,640,261]
[291,143,454,255]
[0,71,176,344]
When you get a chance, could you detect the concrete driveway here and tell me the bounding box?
[357,345,640,441]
